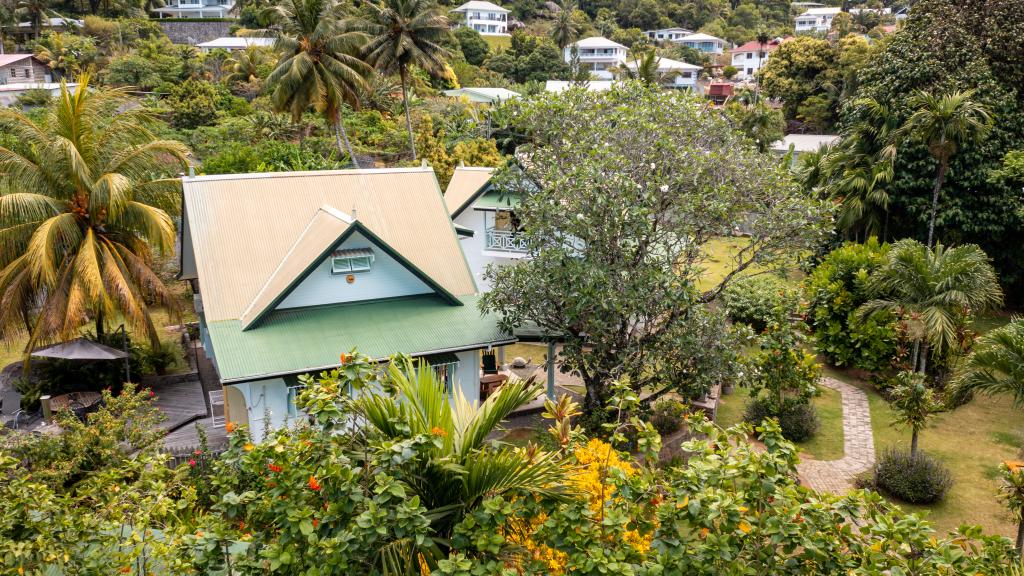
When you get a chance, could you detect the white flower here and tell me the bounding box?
[660,185,669,192]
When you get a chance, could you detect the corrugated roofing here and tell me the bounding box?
[474,190,520,210]
[208,295,513,382]
[183,168,478,323]
[445,167,494,217]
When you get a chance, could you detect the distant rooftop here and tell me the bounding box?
[798,7,842,15]
[451,1,510,12]
[545,80,617,92]
[572,36,627,49]
[196,37,276,49]
[0,54,37,67]
[681,33,725,42]
[772,134,840,153]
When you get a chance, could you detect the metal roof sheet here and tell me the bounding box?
[207,295,513,382]
[445,167,494,217]
[183,168,478,323]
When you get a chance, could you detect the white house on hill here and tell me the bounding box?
[151,0,234,18]
[450,1,510,36]
[678,33,727,54]
[795,7,842,33]
[625,57,702,90]
[730,38,783,79]
[643,27,693,42]
[195,37,276,52]
[564,36,627,80]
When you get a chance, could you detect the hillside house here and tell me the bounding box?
[450,1,510,35]
[678,33,727,54]
[0,54,52,85]
[624,56,703,90]
[195,37,276,52]
[151,0,234,18]
[180,168,517,440]
[643,27,693,42]
[564,36,628,79]
[795,7,842,33]
[730,38,783,79]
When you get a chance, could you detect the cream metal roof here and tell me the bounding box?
[183,168,478,323]
[444,167,494,217]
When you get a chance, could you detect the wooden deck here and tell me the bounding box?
[163,416,228,453]
[150,378,208,432]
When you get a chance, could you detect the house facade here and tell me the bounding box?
[0,54,52,85]
[450,1,510,36]
[151,0,234,19]
[729,39,782,79]
[625,56,702,90]
[678,33,727,54]
[795,7,842,33]
[180,168,515,440]
[643,27,693,42]
[564,36,628,80]
[195,37,276,52]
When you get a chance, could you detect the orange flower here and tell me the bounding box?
[1006,460,1024,474]
[268,463,282,473]
[430,426,448,437]
[339,352,349,364]
[225,421,237,433]
[308,475,322,491]
[700,527,709,539]
[312,518,319,529]
[243,443,255,451]
[238,520,245,530]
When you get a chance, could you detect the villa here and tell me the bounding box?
[795,7,842,33]
[564,36,628,80]
[179,168,518,440]
[151,0,234,18]
[624,56,702,90]
[730,38,784,79]
[450,0,510,36]
[643,27,693,43]
[678,33,727,54]
[195,37,276,52]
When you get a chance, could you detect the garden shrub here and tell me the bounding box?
[722,275,799,332]
[648,398,686,435]
[872,448,953,504]
[744,396,820,442]
[805,239,901,371]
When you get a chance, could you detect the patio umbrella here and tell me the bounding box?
[31,338,129,361]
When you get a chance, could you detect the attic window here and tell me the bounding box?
[331,247,374,275]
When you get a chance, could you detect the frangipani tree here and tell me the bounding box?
[0,76,189,350]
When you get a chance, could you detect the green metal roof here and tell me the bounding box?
[207,294,513,382]
[473,190,521,211]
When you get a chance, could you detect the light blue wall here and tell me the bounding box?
[454,349,480,403]
[278,231,433,310]
[230,378,306,441]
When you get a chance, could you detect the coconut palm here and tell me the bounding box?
[265,0,372,166]
[349,0,451,160]
[857,239,1003,376]
[355,357,568,568]
[895,90,992,248]
[549,0,580,51]
[619,49,663,87]
[224,45,272,86]
[954,318,1024,407]
[0,76,189,352]
[15,0,49,38]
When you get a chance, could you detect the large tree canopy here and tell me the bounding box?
[481,83,829,414]
[847,0,1024,300]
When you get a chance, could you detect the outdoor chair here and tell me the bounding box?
[481,351,500,375]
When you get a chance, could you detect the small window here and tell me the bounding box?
[286,383,304,417]
[330,249,374,275]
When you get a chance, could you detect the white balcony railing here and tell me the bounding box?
[485,229,528,252]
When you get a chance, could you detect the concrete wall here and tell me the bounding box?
[159,20,233,45]
[278,231,433,310]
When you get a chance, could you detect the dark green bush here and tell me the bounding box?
[804,239,901,371]
[722,275,798,332]
[648,398,686,435]
[744,396,819,442]
[872,448,953,504]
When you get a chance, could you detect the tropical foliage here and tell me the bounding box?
[0,77,188,350]
[954,318,1024,407]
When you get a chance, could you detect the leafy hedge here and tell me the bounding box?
[872,448,954,504]
[722,274,799,332]
[805,239,901,371]
[744,396,820,442]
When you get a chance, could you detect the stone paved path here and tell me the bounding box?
[797,377,876,493]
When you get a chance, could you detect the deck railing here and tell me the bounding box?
[485,228,528,252]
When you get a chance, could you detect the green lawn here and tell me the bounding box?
[697,237,803,292]
[483,35,511,51]
[824,366,1023,538]
[715,386,845,461]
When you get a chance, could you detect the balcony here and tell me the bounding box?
[485,228,528,253]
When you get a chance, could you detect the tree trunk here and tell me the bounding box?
[910,429,919,456]
[96,308,105,339]
[926,158,948,249]
[911,339,920,372]
[400,65,417,161]
[1015,517,1023,557]
[918,342,929,375]
[334,119,359,169]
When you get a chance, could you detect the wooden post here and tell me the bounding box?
[40,395,52,423]
[546,342,556,400]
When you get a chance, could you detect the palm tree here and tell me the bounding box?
[954,318,1024,407]
[549,0,580,51]
[355,357,568,569]
[896,90,992,248]
[857,239,1003,376]
[819,142,893,241]
[0,76,189,351]
[15,0,49,38]
[224,45,271,85]
[265,0,372,166]
[619,49,663,87]
[350,0,451,160]
[754,29,770,101]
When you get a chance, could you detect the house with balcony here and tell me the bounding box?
[730,38,783,79]
[152,0,234,19]
[795,7,842,33]
[624,56,702,90]
[564,36,628,80]
[679,33,727,54]
[179,167,517,440]
[450,0,510,36]
[643,27,693,43]
[444,166,527,291]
